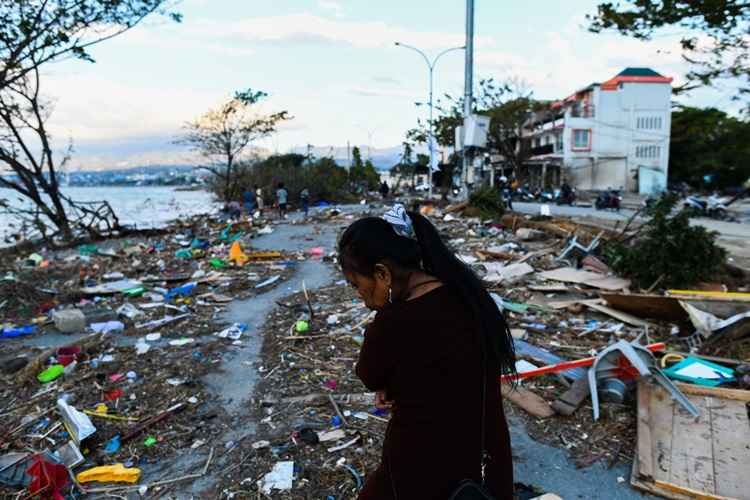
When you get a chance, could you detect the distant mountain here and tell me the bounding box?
[63,135,421,173]
[289,144,425,171]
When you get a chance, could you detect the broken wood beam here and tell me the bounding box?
[551,376,590,416]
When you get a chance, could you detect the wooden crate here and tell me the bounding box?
[632,381,750,500]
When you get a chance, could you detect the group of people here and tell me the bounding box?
[239,183,311,219]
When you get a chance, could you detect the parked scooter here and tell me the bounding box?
[595,189,622,211]
[534,188,555,203]
[513,186,536,202]
[683,194,729,220]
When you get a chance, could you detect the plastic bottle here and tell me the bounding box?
[37,364,65,383]
[1,325,37,338]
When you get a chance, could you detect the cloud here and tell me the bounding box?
[349,85,413,99]
[42,73,220,142]
[475,19,691,100]
[371,76,402,85]
[318,0,344,17]
[124,13,486,51]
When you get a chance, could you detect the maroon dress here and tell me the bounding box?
[356,286,514,500]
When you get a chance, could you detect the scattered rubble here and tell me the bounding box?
[2,200,748,498]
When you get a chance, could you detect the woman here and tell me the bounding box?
[338,205,515,500]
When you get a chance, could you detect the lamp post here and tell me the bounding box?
[395,42,464,198]
[354,123,381,161]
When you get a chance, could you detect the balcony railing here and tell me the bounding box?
[528,144,554,156]
[570,103,595,118]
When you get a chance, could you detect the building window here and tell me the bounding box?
[555,133,563,152]
[572,129,591,150]
[635,144,661,159]
[637,116,662,130]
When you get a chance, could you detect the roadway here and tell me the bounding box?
[511,201,750,269]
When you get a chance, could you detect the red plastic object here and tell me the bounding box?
[500,342,666,383]
[27,454,68,500]
[105,388,124,401]
[56,346,81,367]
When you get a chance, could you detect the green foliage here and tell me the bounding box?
[351,147,364,169]
[603,195,727,289]
[212,154,356,204]
[468,185,505,220]
[670,106,750,189]
[347,149,380,192]
[389,142,429,191]
[408,78,542,170]
[587,1,750,107]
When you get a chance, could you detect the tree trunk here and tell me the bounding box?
[45,185,73,239]
[224,156,234,201]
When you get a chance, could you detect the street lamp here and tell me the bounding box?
[354,123,382,161]
[395,41,465,198]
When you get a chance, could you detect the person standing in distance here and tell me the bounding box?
[254,184,264,216]
[300,187,310,218]
[276,182,288,219]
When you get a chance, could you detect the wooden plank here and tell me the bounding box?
[635,383,749,500]
[654,480,734,500]
[636,383,654,479]
[527,284,571,293]
[551,376,590,416]
[582,300,657,328]
[631,456,694,500]
[501,384,554,418]
[649,382,675,483]
[667,290,750,301]
[676,383,750,402]
[710,398,750,499]
[675,395,715,494]
[600,292,687,321]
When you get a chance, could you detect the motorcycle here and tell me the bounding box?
[595,190,622,211]
[683,195,729,220]
[512,186,536,202]
[534,189,555,203]
[556,187,576,206]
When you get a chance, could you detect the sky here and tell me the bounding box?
[39,0,742,170]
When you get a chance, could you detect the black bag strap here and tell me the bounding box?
[479,332,489,485]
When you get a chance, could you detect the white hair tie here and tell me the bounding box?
[382,203,416,240]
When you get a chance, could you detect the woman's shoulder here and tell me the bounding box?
[377,285,459,321]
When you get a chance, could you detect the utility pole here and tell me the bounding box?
[460,0,475,200]
[395,42,464,199]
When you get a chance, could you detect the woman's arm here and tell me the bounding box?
[355,318,395,391]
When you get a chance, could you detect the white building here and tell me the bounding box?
[522,67,673,194]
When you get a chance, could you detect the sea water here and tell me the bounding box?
[0,186,219,244]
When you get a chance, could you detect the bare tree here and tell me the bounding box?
[0,0,181,243]
[177,89,291,201]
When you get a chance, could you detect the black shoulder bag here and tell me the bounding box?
[447,339,496,500]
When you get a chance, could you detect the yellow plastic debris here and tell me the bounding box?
[229,241,248,265]
[76,464,141,484]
